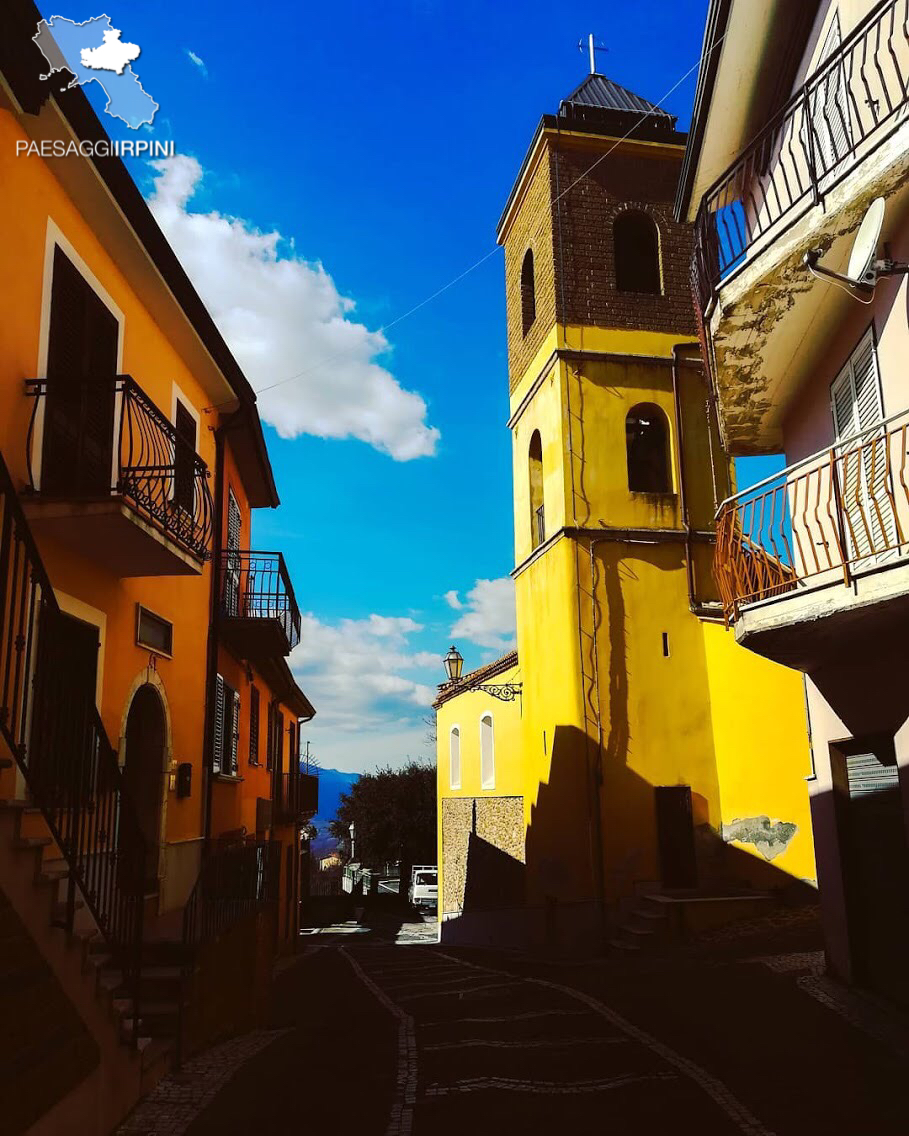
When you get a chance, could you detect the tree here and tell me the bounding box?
[329,760,436,868]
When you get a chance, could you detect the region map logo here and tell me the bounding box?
[33,13,158,129]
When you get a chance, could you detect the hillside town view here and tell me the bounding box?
[1,0,909,1133]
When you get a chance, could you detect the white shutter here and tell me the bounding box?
[213,673,225,774]
[230,688,240,775]
[812,15,851,171]
[831,330,893,561]
[227,491,242,551]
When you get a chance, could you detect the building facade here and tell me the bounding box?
[0,3,316,1130]
[677,0,909,1005]
[437,71,818,951]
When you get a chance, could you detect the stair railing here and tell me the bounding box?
[0,451,145,1042]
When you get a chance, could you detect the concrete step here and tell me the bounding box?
[13,835,52,851]
[626,907,670,935]
[607,937,640,953]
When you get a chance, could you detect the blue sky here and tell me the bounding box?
[54,0,749,773]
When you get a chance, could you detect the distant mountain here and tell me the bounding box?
[310,767,359,857]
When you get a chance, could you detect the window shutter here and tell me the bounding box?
[230,688,240,774]
[266,700,275,771]
[174,401,196,514]
[276,710,285,774]
[249,685,260,764]
[227,491,242,552]
[213,673,225,774]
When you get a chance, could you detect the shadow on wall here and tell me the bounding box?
[443,720,819,954]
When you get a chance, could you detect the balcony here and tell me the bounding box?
[24,376,213,574]
[691,0,909,452]
[219,551,301,661]
[273,771,318,825]
[714,408,909,669]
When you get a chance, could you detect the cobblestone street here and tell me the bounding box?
[123,918,909,1136]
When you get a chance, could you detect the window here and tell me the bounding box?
[529,430,544,549]
[249,684,260,764]
[520,248,536,335]
[449,726,461,790]
[626,404,672,494]
[613,211,661,294]
[480,713,495,790]
[213,674,240,776]
[136,604,173,656]
[173,400,197,514]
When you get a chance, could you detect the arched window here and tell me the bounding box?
[520,248,536,335]
[449,726,461,790]
[528,430,544,549]
[626,404,672,494]
[613,211,661,294]
[480,714,495,789]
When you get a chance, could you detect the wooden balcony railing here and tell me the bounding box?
[0,449,146,1042]
[25,376,214,563]
[692,0,909,314]
[273,770,318,824]
[715,409,909,621]
[220,550,301,653]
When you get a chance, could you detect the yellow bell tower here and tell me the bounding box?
[495,73,816,944]
[435,71,816,952]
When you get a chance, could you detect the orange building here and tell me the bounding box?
[0,4,316,1132]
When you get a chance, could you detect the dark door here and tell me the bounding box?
[836,741,909,1007]
[123,684,166,892]
[30,608,99,804]
[42,247,118,496]
[655,785,698,889]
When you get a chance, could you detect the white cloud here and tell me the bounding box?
[450,577,516,651]
[288,611,439,773]
[81,28,140,74]
[186,50,208,77]
[443,589,462,610]
[147,156,439,461]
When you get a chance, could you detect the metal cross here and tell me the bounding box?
[579,33,608,75]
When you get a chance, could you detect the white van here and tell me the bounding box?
[408,865,438,912]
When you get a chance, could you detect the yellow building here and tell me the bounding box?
[436,71,817,950]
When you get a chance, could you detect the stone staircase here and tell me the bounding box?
[0,765,179,1134]
[609,889,776,953]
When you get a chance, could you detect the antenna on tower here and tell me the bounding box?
[578,33,607,75]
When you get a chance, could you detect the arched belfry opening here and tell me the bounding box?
[123,683,167,890]
[520,249,536,335]
[613,211,662,294]
[626,404,672,493]
[528,430,544,548]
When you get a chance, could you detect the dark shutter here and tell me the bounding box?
[276,710,285,775]
[288,720,296,772]
[213,674,225,774]
[249,685,260,765]
[174,401,196,514]
[230,688,240,775]
[43,247,118,496]
[266,700,275,771]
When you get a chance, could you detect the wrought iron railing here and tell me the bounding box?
[182,839,281,949]
[220,550,301,652]
[0,450,145,1041]
[692,0,909,313]
[25,376,214,562]
[714,408,909,620]
[273,771,318,824]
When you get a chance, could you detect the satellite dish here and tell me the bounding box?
[847,196,885,284]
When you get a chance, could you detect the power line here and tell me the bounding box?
[205,34,727,412]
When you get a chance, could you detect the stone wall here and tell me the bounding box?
[441,796,525,915]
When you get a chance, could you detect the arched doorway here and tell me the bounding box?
[123,683,166,892]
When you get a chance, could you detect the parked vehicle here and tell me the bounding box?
[408,865,438,911]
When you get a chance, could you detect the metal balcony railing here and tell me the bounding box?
[714,408,909,621]
[220,551,301,652]
[182,838,281,950]
[0,449,146,1042]
[25,376,214,562]
[692,0,909,314]
[273,771,318,824]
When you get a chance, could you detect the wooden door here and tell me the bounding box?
[42,248,118,496]
[655,785,698,889]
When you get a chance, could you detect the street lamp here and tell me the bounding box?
[440,644,522,703]
[443,645,464,683]
[348,821,356,862]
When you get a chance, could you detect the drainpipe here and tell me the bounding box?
[671,342,702,612]
[201,417,227,849]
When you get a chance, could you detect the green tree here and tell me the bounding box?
[329,760,436,868]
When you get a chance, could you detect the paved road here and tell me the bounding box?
[159,923,909,1136]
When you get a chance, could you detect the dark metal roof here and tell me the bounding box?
[561,74,674,120]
